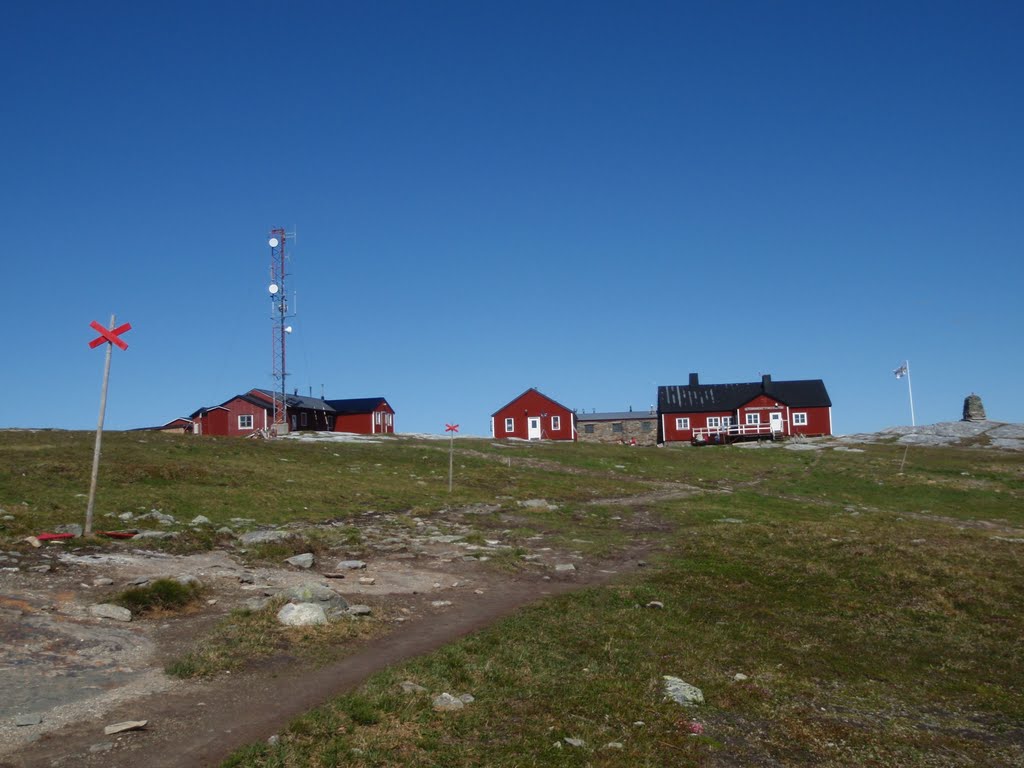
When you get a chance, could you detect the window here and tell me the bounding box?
[612,422,624,433]
[641,421,653,431]
[584,423,595,434]
[551,415,561,431]
[722,416,733,427]
[300,412,308,427]
[746,412,760,425]
[707,416,721,429]
[793,412,808,426]
[675,417,690,430]
[238,414,253,430]
[505,417,514,432]
[374,411,381,424]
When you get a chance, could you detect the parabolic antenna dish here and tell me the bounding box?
[268,237,280,248]
[284,326,293,333]
[268,283,279,294]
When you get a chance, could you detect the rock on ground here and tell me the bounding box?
[663,676,704,706]
[90,604,132,622]
[277,602,327,626]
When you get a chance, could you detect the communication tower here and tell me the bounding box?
[267,228,294,435]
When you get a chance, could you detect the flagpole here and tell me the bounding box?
[905,360,916,427]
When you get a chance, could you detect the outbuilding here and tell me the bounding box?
[576,409,658,446]
[326,397,395,435]
[491,388,576,441]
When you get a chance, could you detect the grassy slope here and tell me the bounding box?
[1,430,1022,766]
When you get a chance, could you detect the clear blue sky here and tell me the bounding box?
[3,2,1022,436]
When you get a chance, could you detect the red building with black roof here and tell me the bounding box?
[658,373,832,444]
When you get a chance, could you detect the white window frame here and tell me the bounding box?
[675,417,690,430]
[238,414,253,430]
[722,416,733,427]
[505,417,514,433]
[793,412,808,426]
[707,416,721,429]
[746,412,760,425]
[551,415,561,431]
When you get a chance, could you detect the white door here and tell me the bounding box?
[770,412,783,433]
[528,417,541,440]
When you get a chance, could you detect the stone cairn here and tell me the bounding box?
[962,393,986,422]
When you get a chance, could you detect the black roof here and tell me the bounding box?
[658,376,831,413]
[253,389,339,412]
[325,397,391,415]
[576,410,658,422]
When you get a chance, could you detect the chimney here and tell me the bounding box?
[688,372,699,386]
[761,374,772,389]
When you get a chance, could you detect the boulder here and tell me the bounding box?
[663,676,704,706]
[432,693,464,711]
[335,559,366,570]
[277,602,327,626]
[238,529,294,545]
[286,553,315,569]
[90,604,132,622]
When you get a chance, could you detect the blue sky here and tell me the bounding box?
[3,1,1022,436]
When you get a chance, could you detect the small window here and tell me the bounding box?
[300,412,308,427]
[505,417,514,432]
[238,414,253,430]
[612,422,624,433]
[675,417,690,430]
[723,416,733,427]
[551,415,561,431]
[746,413,760,425]
[584,423,595,434]
[641,421,652,431]
[793,412,808,426]
[707,416,721,429]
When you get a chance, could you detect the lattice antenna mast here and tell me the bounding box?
[267,228,294,435]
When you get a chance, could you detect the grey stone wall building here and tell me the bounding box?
[576,409,659,446]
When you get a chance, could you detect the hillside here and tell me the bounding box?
[0,427,1021,767]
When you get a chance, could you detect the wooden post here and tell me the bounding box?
[448,429,454,493]
[85,314,116,536]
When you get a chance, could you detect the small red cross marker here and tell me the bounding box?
[88,320,132,351]
[445,423,459,433]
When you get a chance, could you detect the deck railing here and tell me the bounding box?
[692,420,786,441]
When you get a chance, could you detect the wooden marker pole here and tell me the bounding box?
[445,423,459,492]
[85,314,132,536]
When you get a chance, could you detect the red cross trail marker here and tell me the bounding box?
[445,423,459,433]
[88,320,132,351]
[84,315,131,536]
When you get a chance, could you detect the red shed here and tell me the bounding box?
[190,393,272,437]
[326,397,395,435]
[491,388,576,441]
[659,373,832,444]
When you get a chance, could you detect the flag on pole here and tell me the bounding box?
[893,362,908,379]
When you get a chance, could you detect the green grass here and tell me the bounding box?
[1,428,1022,765]
[113,578,203,614]
[166,600,387,679]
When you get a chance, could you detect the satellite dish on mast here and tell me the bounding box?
[268,237,280,248]
[268,283,280,295]
[284,326,293,334]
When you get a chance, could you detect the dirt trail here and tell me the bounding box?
[3,561,644,768]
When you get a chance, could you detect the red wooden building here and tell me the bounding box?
[326,397,395,435]
[659,373,832,444]
[491,388,576,441]
[188,389,395,437]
